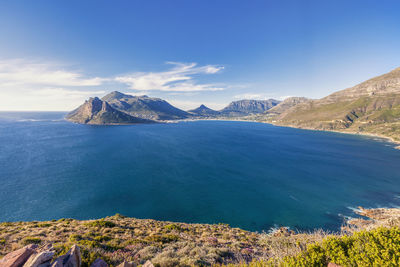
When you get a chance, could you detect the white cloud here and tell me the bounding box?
[0,59,108,110]
[115,62,225,92]
[0,59,228,110]
[0,59,106,87]
[0,88,106,111]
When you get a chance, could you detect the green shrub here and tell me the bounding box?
[68,234,83,242]
[164,224,182,232]
[22,237,41,245]
[93,235,111,242]
[146,234,180,244]
[84,219,116,228]
[283,227,400,267]
[37,223,52,227]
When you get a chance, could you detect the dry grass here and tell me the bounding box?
[1,208,399,266]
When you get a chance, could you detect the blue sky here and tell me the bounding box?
[1,0,400,110]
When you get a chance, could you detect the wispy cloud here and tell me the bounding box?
[115,62,225,92]
[0,59,106,87]
[0,59,108,110]
[0,59,228,110]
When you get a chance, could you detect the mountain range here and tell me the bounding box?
[66,92,281,124]
[66,67,400,143]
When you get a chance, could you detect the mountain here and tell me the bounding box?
[272,67,400,141]
[265,97,310,116]
[66,97,154,125]
[102,91,190,120]
[220,99,281,116]
[188,104,220,117]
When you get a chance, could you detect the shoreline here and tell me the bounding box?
[177,117,400,149]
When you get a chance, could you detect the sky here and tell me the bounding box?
[0,0,400,111]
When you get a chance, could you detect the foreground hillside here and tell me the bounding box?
[1,208,400,266]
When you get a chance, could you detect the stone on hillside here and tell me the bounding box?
[116,261,136,267]
[23,251,54,267]
[50,245,81,267]
[328,263,343,267]
[142,260,154,267]
[90,258,108,267]
[0,244,38,267]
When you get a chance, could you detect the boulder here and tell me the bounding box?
[0,244,38,267]
[116,261,136,267]
[90,258,108,267]
[328,263,343,267]
[23,251,54,267]
[50,245,81,267]
[142,261,154,267]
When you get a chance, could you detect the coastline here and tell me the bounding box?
[177,117,400,149]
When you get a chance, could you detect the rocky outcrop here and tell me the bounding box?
[0,245,155,267]
[23,251,54,267]
[142,260,155,267]
[0,244,38,267]
[220,99,280,117]
[116,261,136,267]
[90,259,108,267]
[51,245,81,267]
[66,97,154,125]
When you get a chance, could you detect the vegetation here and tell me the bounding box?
[1,208,400,266]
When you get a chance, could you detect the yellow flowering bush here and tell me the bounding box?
[283,227,400,267]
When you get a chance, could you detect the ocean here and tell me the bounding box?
[1,111,400,232]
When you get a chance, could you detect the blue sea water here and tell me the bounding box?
[1,111,400,232]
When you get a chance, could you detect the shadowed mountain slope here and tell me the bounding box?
[102,91,190,120]
[66,97,154,124]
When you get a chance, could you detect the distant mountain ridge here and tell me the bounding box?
[220,99,280,116]
[188,104,220,117]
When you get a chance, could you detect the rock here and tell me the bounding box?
[116,261,136,267]
[142,261,154,267]
[0,244,38,267]
[90,258,108,267]
[328,263,343,267]
[23,251,54,267]
[50,245,81,267]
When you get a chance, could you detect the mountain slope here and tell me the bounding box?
[266,97,310,116]
[102,91,190,120]
[273,67,400,141]
[66,97,154,125]
[188,104,220,117]
[220,99,280,116]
